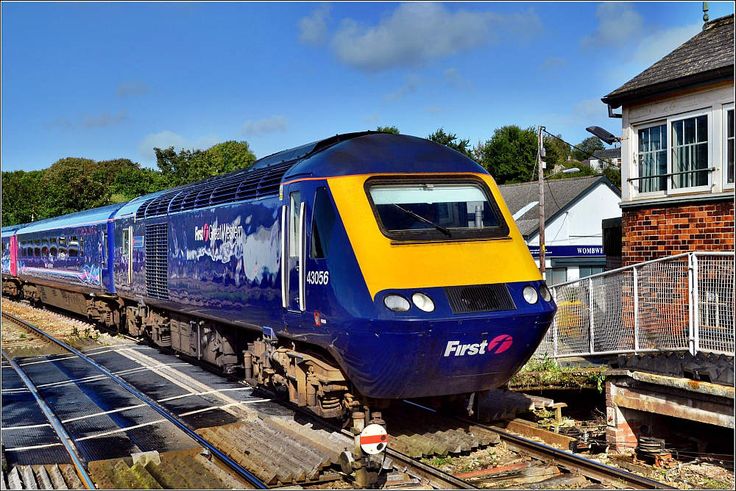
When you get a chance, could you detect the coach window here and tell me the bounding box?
[42,245,49,257]
[50,246,58,257]
[34,247,40,257]
[69,237,79,257]
[311,187,337,259]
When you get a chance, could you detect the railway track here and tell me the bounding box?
[2,301,672,490]
[2,310,267,490]
[398,400,672,489]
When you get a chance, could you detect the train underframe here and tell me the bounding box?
[3,278,369,420]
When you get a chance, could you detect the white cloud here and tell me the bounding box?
[137,130,221,162]
[605,21,702,88]
[632,22,701,66]
[582,4,643,49]
[328,3,541,72]
[299,4,330,45]
[541,57,567,71]
[83,111,127,128]
[241,116,288,136]
[138,130,187,159]
[573,98,607,121]
[117,82,150,97]
[444,67,472,90]
[385,74,420,101]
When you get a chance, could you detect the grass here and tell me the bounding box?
[510,355,607,393]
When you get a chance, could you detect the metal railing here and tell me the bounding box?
[535,252,734,359]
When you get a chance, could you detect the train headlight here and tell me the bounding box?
[384,294,411,312]
[522,286,539,304]
[411,292,435,312]
[539,284,552,302]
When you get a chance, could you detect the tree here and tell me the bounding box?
[154,140,256,187]
[376,126,400,134]
[41,157,107,217]
[543,134,571,169]
[2,170,46,225]
[427,128,474,158]
[475,125,538,184]
[572,136,606,161]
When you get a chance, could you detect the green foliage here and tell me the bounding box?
[376,125,400,134]
[543,134,571,168]
[154,140,256,187]
[602,165,622,188]
[475,125,538,184]
[546,161,597,181]
[1,170,45,225]
[572,136,606,161]
[427,128,474,159]
[2,140,256,226]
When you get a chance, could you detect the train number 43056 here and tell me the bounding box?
[306,270,329,285]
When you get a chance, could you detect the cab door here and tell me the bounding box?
[283,188,306,313]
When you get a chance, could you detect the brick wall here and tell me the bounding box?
[622,200,735,265]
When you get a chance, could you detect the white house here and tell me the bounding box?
[499,176,622,285]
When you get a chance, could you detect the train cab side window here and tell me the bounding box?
[289,191,302,258]
[122,229,130,259]
[310,187,337,259]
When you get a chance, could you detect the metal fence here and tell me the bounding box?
[534,252,734,359]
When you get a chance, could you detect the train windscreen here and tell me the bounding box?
[366,178,508,241]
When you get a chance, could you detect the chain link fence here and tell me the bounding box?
[534,252,734,359]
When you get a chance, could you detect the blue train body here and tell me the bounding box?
[3,132,555,416]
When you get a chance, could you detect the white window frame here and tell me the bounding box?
[632,120,668,198]
[723,103,735,190]
[632,108,714,198]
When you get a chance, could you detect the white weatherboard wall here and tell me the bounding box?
[621,84,734,203]
[528,182,621,282]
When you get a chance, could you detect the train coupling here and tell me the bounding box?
[339,409,389,488]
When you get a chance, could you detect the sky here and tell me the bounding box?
[2,1,734,171]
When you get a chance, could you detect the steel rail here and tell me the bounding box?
[403,400,672,489]
[2,311,268,490]
[2,349,97,490]
[250,384,475,489]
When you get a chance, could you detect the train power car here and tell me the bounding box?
[2,132,556,419]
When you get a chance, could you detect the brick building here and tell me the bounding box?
[602,14,734,265]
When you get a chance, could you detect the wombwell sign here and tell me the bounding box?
[528,245,604,258]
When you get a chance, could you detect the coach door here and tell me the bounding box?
[282,188,306,312]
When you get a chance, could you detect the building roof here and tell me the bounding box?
[498,175,620,239]
[590,148,621,160]
[603,14,734,108]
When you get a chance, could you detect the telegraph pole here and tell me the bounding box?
[537,126,546,277]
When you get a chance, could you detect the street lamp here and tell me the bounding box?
[562,167,580,174]
[586,126,620,145]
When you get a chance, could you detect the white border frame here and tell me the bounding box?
[723,103,735,190]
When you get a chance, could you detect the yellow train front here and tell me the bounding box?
[276,132,556,402]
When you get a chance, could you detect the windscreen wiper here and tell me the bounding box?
[392,204,452,237]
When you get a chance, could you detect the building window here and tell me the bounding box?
[726,107,734,186]
[637,124,667,192]
[547,267,568,286]
[579,266,604,278]
[671,115,708,189]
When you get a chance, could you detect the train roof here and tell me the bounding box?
[2,223,26,237]
[17,202,126,235]
[284,132,486,179]
[132,132,487,220]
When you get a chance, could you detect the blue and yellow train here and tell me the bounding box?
[2,132,556,418]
